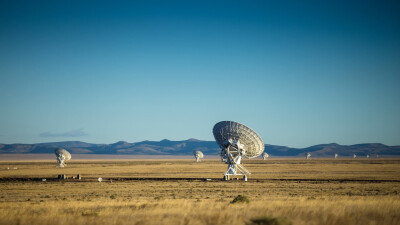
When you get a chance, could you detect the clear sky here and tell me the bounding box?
[1,0,399,147]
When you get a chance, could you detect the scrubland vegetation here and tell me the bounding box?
[0,158,399,225]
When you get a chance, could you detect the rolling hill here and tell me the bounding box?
[0,139,399,157]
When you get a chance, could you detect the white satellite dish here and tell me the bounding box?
[306,152,311,159]
[98,177,103,182]
[55,148,71,167]
[213,121,264,181]
[262,152,269,160]
[334,153,338,159]
[193,150,204,162]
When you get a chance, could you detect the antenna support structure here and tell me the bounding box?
[220,139,250,180]
[57,154,67,167]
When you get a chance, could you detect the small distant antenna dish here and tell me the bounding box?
[55,148,71,167]
[306,152,311,159]
[98,177,102,182]
[353,154,357,159]
[193,150,204,162]
[334,153,338,159]
[262,152,269,160]
[366,154,370,158]
[213,121,264,181]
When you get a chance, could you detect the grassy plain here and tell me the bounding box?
[0,158,399,225]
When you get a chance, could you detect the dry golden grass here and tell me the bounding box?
[0,158,399,225]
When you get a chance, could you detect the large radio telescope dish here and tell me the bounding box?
[213,121,264,180]
[55,148,71,167]
[193,150,204,162]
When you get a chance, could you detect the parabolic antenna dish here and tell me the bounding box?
[213,121,264,159]
[193,150,204,162]
[193,150,204,158]
[55,148,71,167]
[262,152,269,160]
[213,121,264,180]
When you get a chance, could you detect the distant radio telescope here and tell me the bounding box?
[306,152,311,159]
[262,152,269,160]
[366,154,370,158]
[55,148,71,167]
[193,150,204,162]
[213,121,264,181]
[353,154,357,159]
[334,153,338,159]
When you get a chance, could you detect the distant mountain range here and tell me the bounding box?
[1,139,399,157]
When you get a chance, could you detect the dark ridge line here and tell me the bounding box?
[0,177,400,183]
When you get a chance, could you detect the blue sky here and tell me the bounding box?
[1,0,399,147]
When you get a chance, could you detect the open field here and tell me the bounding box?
[0,158,399,225]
